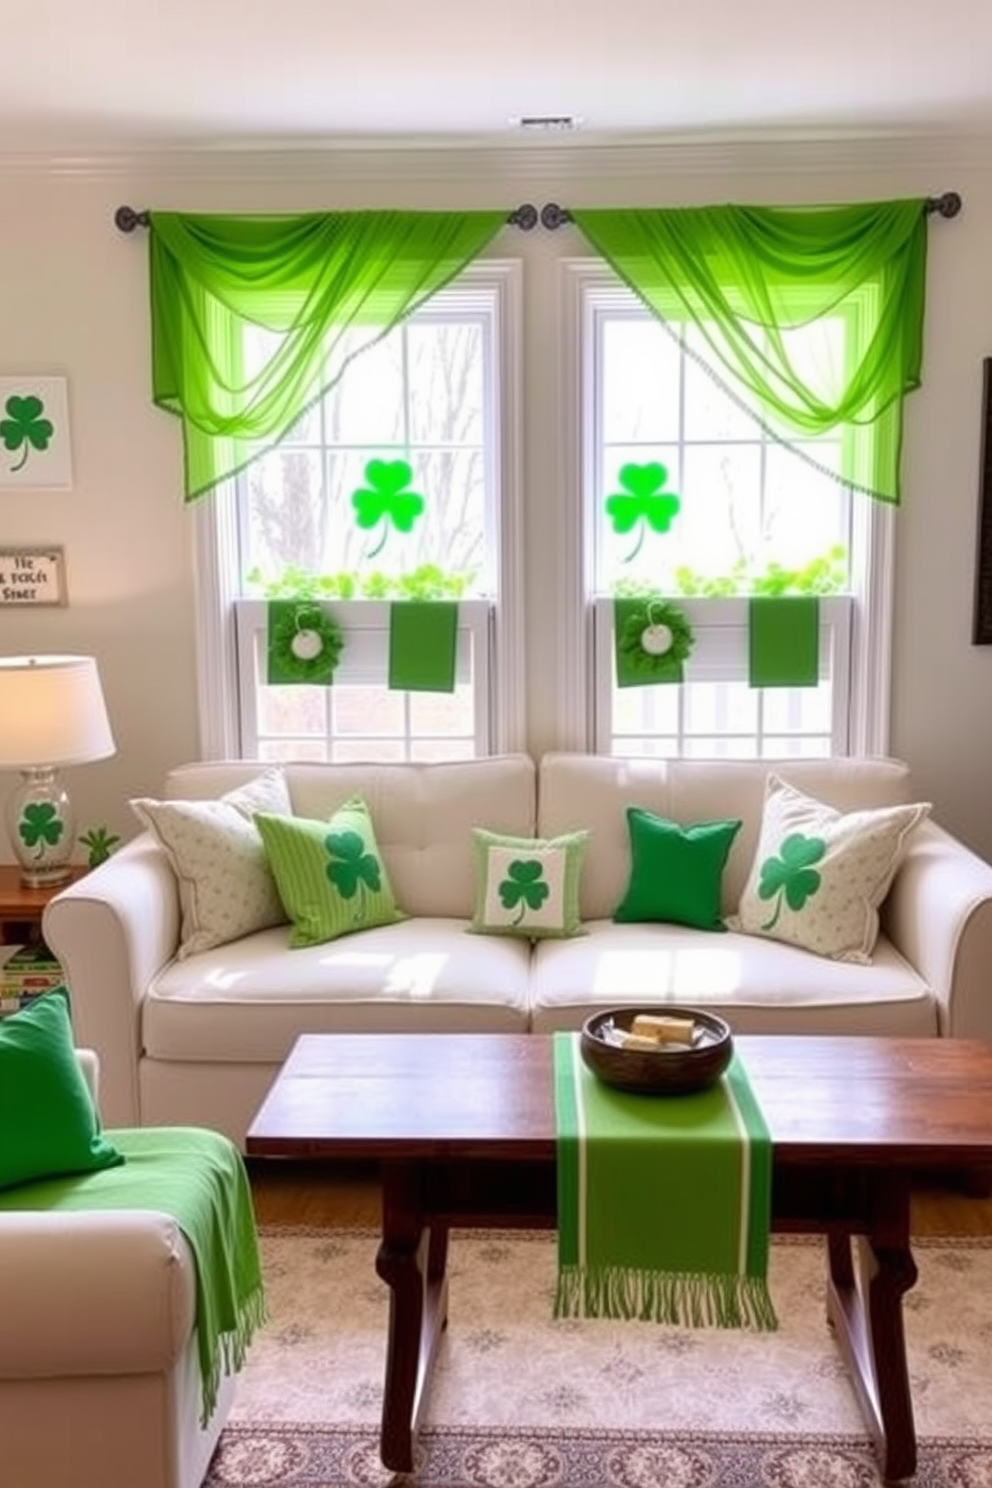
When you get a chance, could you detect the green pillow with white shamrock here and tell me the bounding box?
[727,775,930,963]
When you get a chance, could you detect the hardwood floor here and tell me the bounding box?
[246,1157,992,1236]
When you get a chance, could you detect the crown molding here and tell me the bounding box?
[3,128,992,185]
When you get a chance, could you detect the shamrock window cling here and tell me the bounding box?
[266,601,344,685]
[351,458,425,559]
[605,461,681,563]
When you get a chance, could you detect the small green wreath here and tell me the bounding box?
[268,602,344,684]
[617,598,695,678]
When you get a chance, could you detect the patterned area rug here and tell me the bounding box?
[205,1227,992,1487]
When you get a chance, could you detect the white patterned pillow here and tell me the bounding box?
[131,768,291,959]
[727,774,930,963]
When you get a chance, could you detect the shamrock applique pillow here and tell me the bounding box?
[255,796,404,948]
[727,774,931,963]
[470,828,590,940]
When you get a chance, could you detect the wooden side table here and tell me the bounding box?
[0,864,88,948]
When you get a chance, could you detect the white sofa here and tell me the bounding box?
[44,752,992,1148]
[0,1052,238,1488]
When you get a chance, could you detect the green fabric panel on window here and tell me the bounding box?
[388,602,459,692]
[748,596,820,687]
[614,597,684,687]
[148,210,508,502]
[570,200,929,505]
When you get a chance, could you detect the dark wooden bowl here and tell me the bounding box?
[579,1006,733,1095]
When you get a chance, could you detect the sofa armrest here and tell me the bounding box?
[0,1210,195,1378]
[882,819,992,1043]
[42,837,181,1128]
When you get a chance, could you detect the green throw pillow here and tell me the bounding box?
[255,796,404,948]
[471,828,589,940]
[613,808,742,931]
[727,774,931,962]
[0,989,125,1192]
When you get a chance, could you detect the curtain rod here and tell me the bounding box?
[113,204,541,233]
[113,192,963,237]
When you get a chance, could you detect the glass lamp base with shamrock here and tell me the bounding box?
[6,766,75,888]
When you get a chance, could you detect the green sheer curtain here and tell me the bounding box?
[149,209,508,501]
[570,200,929,503]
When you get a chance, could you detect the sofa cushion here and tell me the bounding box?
[536,752,918,922]
[255,797,404,948]
[528,922,936,1038]
[471,828,589,940]
[131,768,291,959]
[727,775,931,963]
[166,754,537,920]
[613,809,742,931]
[0,990,124,1191]
[143,919,531,1061]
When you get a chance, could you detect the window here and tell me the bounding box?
[566,264,895,759]
[193,263,524,761]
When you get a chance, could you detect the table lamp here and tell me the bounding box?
[0,654,116,887]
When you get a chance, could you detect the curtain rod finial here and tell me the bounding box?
[927,192,962,219]
[114,206,149,233]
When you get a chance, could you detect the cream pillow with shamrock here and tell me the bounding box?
[727,775,930,963]
[471,828,590,940]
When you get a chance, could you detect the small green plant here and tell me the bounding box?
[79,825,121,868]
[246,563,477,602]
[613,546,848,599]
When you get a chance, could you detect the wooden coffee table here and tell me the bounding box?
[246,1032,992,1482]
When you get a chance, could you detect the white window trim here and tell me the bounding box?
[561,258,895,758]
[192,260,526,761]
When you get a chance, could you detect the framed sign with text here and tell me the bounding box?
[0,547,67,607]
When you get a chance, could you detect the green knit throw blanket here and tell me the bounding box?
[554,1033,778,1330]
[0,1126,267,1424]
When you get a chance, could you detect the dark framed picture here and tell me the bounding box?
[974,359,992,645]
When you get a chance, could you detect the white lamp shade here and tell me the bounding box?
[0,655,116,768]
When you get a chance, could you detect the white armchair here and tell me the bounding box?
[0,1051,239,1488]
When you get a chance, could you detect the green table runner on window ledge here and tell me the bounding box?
[553,1032,778,1330]
[0,1126,267,1425]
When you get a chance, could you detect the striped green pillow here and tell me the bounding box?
[255,796,403,948]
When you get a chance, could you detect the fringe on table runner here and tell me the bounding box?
[554,1264,779,1331]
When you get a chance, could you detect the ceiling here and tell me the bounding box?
[4,0,992,154]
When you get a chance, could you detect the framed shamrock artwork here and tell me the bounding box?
[0,376,73,489]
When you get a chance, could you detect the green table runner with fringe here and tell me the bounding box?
[0,1126,267,1425]
[554,1032,777,1330]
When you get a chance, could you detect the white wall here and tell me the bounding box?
[1,136,991,861]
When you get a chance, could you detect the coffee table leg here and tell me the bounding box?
[375,1163,450,1472]
[826,1223,919,1483]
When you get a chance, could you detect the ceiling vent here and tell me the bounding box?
[512,115,583,132]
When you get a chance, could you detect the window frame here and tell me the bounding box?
[561,258,896,758]
[192,259,525,761]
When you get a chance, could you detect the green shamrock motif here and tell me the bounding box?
[18,802,65,858]
[604,462,681,563]
[325,829,382,923]
[79,825,122,868]
[351,458,425,559]
[499,859,550,925]
[1,394,54,474]
[757,833,827,931]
